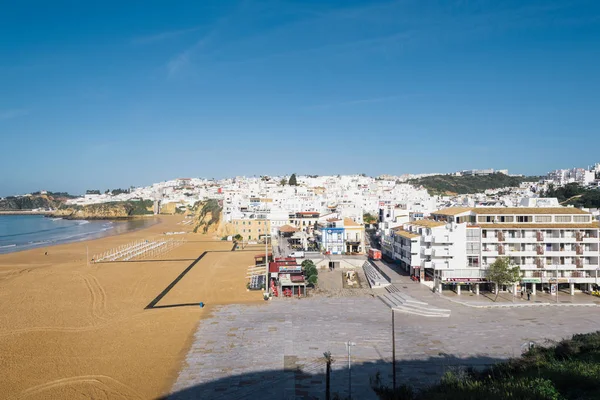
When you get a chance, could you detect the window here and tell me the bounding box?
[466,242,480,254]
[517,216,532,223]
[535,216,552,223]
[555,216,571,223]
[466,229,479,240]
[498,216,514,222]
[467,256,479,267]
[573,216,590,223]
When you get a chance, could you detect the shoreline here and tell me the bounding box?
[0,215,161,256]
[0,210,51,215]
[0,217,264,399]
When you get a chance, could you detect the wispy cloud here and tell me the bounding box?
[305,94,411,110]
[220,30,414,66]
[131,26,202,45]
[166,31,216,78]
[0,109,28,121]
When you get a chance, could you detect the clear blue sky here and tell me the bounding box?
[1,0,599,195]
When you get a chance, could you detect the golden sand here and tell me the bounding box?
[0,215,263,399]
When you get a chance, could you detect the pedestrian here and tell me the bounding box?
[520,287,524,299]
[526,288,532,301]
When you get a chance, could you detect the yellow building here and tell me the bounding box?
[232,218,271,241]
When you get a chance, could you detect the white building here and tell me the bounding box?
[388,206,600,296]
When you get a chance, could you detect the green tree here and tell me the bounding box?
[486,257,521,302]
[363,213,377,225]
[301,259,318,286]
[289,173,298,186]
[280,178,287,186]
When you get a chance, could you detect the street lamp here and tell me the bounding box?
[264,233,271,296]
[346,341,356,399]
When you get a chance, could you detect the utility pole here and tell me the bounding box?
[556,262,559,304]
[324,351,333,400]
[392,309,396,390]
[347,341,356,399]
[264,233,270,295]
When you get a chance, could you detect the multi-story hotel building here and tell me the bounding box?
[389,206,599,296]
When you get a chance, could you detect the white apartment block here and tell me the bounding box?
[388,206,600,296]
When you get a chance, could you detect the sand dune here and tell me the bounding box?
[0,215,264,399]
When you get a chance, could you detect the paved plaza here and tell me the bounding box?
[169,290,600,400]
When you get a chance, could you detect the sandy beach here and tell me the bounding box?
[0,215,263,399]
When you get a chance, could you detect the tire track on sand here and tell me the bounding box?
[9,375,144,400]
[79,273,109,323]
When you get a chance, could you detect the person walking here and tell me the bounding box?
[526,288,532,301]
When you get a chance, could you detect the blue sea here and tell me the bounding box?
[0,215,156,254]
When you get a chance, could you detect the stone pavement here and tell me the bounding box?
[439,290,600,308]
[169,295,600,399]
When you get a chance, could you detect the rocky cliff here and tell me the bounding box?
[51,201,153,220]
[0,195,61,211]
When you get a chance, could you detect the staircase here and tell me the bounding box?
[379,285,451,318]
[363,261,391,288]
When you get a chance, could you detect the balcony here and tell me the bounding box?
[498,245,505,255]
[536,246,544,255]
[422,261,432,269]
[497,232,505,242]
[422,248,432,256]
[433,235,451,244]
[433,248,451,257]
[423,235,432,243]
[432,261,450,269]
[536,231,544,242]
[576,246,584,255]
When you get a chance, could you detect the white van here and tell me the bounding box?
[289,251,305,258]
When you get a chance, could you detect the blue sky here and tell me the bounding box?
[1,0,599,195]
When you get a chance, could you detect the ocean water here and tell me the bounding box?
[0,215,157,254]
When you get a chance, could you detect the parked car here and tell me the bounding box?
[289,251,305,258]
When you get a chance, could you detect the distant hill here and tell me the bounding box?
[408,173,540,195]
[541,183,600,208]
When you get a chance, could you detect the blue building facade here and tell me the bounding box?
[320,227,345,255]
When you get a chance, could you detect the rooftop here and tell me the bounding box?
[478,222,600,229]
[408,220,447,228]
[279,225,299,233]
[432,207,473,216]
[343,218,361,227]
[392,228,421,239]
[473,207,589,215]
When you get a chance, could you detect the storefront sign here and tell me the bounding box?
[548,278,569,284]
[279,266,301,273]
[521,278,541,284]
[445,278,486,283]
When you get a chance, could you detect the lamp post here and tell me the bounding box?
[264,233,271,296]
[346,341,356,399]
[392,309,396,390]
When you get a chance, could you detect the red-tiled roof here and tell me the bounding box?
[254,253,273,259]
